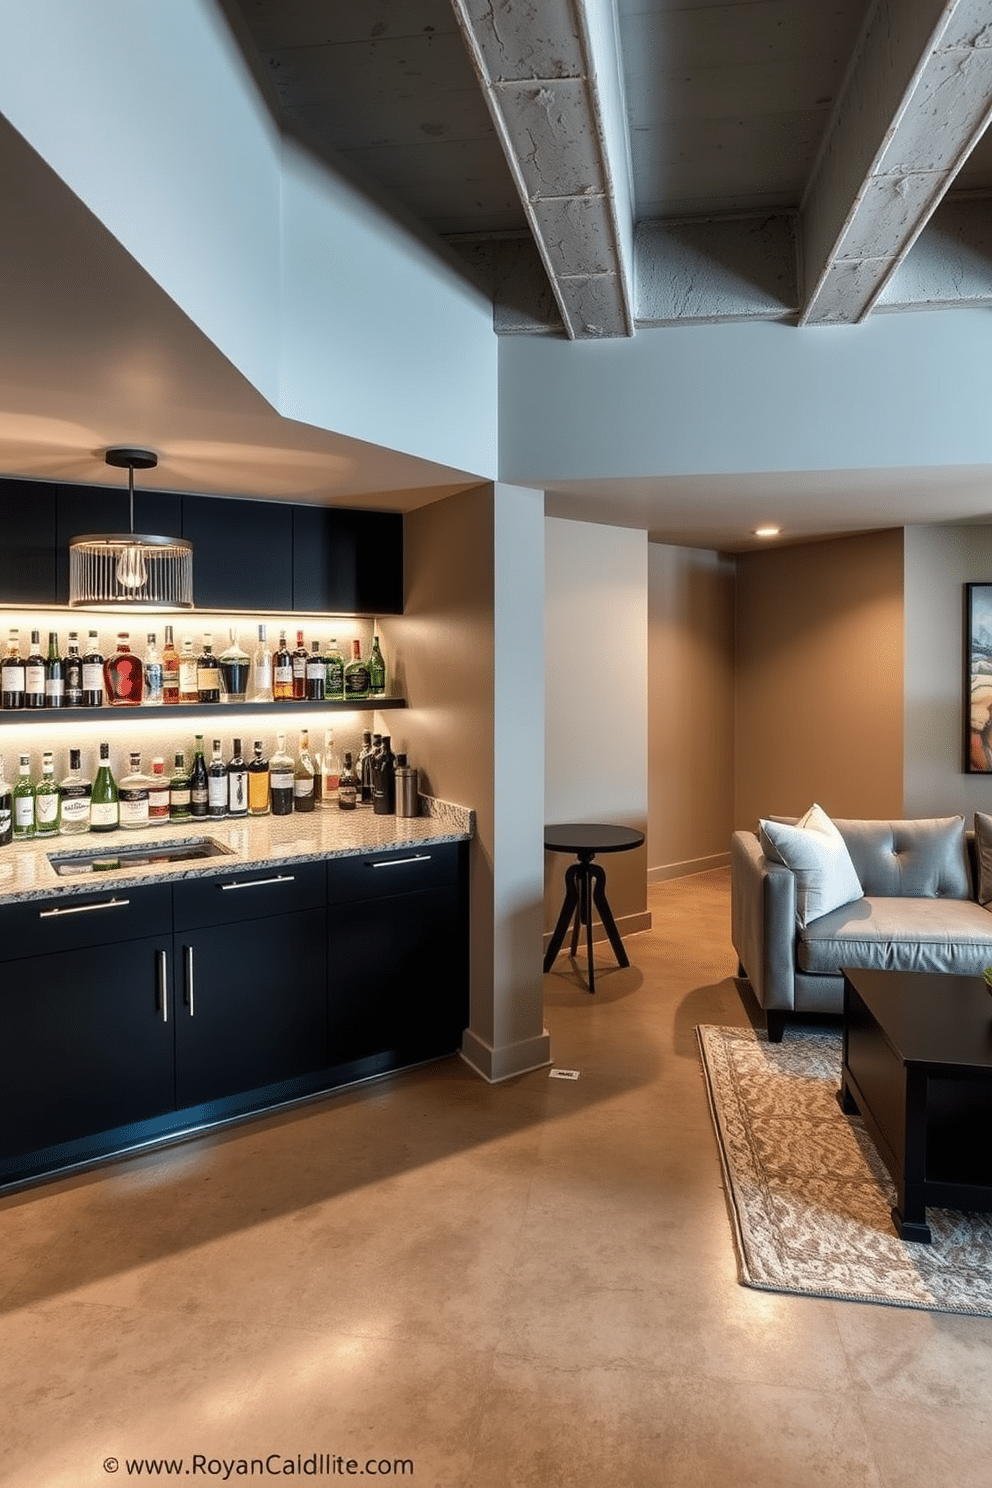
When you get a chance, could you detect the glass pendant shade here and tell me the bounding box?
[68,448,194,609]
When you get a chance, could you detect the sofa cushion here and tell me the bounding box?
[798,895,992,977]
[975,812,992,907]
[831,815,971,899]
[759,804,863,928]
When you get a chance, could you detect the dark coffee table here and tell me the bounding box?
[840,967,992,1242]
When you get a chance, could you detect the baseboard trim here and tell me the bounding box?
[647,852,730,883]
[460,1028,552,1083]
[542,908,652,953]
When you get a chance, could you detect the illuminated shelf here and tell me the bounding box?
[0,698,406,725]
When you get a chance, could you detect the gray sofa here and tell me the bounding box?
[731,813,992,1041]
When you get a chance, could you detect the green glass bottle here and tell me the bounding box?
[368,635,386,697]
[12,753,35,839]
[34,751,61,835]
[90,742,119,833]
[324,639,344,701]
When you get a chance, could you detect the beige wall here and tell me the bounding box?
[734,529,904,828]
[648,543,735,878]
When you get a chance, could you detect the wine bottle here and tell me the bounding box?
[252,624,273,702]
[372,735,396,816]
[358,731,378,805]
[169,751,192,823]
[227,738,248,817]
[197,633,221,704]
[24,630,46,709]
[368,634,386,697]
[1,629,25,710]
[59,749,92,834]
[0,756,12,845]
[45,632,65,707]
[269,734,294,815]
[119,752,152,830]
[189,735,209,820]
[64,632,83,708]
[148,757,170,821]
[90,743,119,832]
[178,637,199,703]
[12,754,35,838]
[162,624,181,705]
[273,630,293,702]
[324,639,344,701]
[293,729,316,812]
[82,630,104,707]
[306,640,326,701]
[219,628,250,704]
[247,740,270,815]
[144,633,164,705]
[291,629,308,700]
[207,738,228,817]
[344,638,370,702]
[337,752,358,810]
[104,633,143,706]
[35,751,61,834]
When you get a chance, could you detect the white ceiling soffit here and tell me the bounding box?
[449,0,634,340]
[799,0,992,325]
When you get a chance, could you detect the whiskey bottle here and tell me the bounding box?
[269,734,294,816]
[1,629,25,709]
[35,751,61,835]
[291,629,308,700]
[169,752,192,823]
[82,630,104,707]
[251,624,273,702]
[306,640,326,701]
[324,639,344,700]
[320,729,340,806]
[189,736,209,820]
[119,752,152,830]
[247,740,270,815]
[273,630,293,702]
[293,729,316,812]
[219,628,250,704]
[207,739,228,818]
[59,749,91,834]
[0,756,12,845]
[368,634,386,697]
[13,754,35,838]
[197,633,221,704]
[45,632,65,707]
[162,625,181,705]
[64,632,83,707]
[104,633,143,706]
[144,633,164,705]
[148,757,170,822]
[24,630,46,708]
[337,752,358,810]
[90,743,119,832]
[178,637,199,703]
[227,738,248,818]
[344,638,370,702]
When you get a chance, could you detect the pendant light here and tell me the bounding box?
[68,448,194,609]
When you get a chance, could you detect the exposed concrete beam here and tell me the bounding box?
[878,192,992,308]
[800,0,992,326]
[449,0,634,339]
[635,215,798,326]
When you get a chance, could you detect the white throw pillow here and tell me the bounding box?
[759,804,864,928]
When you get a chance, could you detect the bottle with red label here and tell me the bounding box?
[104,634,143,705]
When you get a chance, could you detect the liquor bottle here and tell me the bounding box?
[252,624,273,702]
[82,630,104,707]
[64,632,83,707]
[227,738,248,818]
[148,757,170,821]
[324,639,344,701]
[44,632,65,707]
[178,637,199,703]
[189,735,209,820]
[207,739,228,818]
[247,740,270,815]
[368,634,386,697]
[344,638,370,702]
[162,624,181,705]
[90,743,120,833]
[104,633,143,706]
[219,628,250,704]
[305,640,326,701]
[291,629,308,700]
[338,751,358,810]
[12,754,35,839]
[24,630,46,708]
[293,729,316,811]
[358,731,377,805]
[35,751,61,834]
[269,734,294,816]
[59,749,92,834]
[372,735,396,816]
[169,752,192,823]
[320,729,340,806]
[1,629,25,709]
[273,630,293,701]
[119,752,152,830]
[197,633,221,704]
[144,633,164,705]
[0,756,11,846]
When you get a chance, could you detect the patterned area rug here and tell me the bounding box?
[697,1023,992,1316]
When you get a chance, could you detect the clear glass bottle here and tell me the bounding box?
[104,633,143,706]
[197,633,221,704]
[35,751,61,834]
[90,742,119,832]
[12,753,35,838]
[273,630,293,702]
[0,755,12,845]
[269,734,294,816]
[82,630,104,707]
[293,729,316,812]
[344,637,370,702]
[189,735,209,820]
[291,629,308,700]
[337,751,358,810]
[368,634,386,697]
[247,740,270,815]
[24,630,46,709]
[320,729,340,806]
[252,624,273,702]
[59,748,91,835]
[119,751,152,830]
[45,632,65,707]
[178,637,199,703]
[64,631,83,707]
[227,738,248,817]
[305,639,326,701]
[148,757,170,821]
[1,629,24,710]
[144,633,164,705]
[207,738,228,818]
[219,628,250,704]
[162,624,181,705]
[169,751,192,823]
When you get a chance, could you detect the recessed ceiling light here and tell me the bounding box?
[754,526,781,538]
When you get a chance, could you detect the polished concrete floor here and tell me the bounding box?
[4,869,992,1486]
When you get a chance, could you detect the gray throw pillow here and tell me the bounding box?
[759,803,864,929]
[975,812,992,907]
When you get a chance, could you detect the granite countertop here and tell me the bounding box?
[0,796,473,904]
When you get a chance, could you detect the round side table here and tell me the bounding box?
[543,823,645,993]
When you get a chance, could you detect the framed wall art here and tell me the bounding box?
[966,582,992,773]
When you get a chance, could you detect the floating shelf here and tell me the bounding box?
[0,698,406,725]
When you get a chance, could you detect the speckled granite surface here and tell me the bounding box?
[0,797,473,904]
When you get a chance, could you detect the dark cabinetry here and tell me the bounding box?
[181,494,294,612]
[293,506,403,615]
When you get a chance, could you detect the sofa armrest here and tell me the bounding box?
[731,830,798,1013]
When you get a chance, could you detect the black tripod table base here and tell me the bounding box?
[543,824,644,993]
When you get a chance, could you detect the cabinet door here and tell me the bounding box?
[293,506,403,615]
[0,479,58,604]
[175,907,327,1108]
[182,494,293,611]
[0,938,174,1160]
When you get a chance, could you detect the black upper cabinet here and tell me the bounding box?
[182,494,294,612]
[293,506,403,615]
[0,481,58,604]
[55,484,183,603]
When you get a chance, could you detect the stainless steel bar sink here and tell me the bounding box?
[47,837,235,877]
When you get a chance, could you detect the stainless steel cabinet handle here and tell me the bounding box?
[219,874,296,891]
[184,944,194,1017]
[369,855,431,868]
[39,897,131,918]
[157,949,168,1024]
